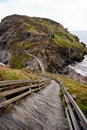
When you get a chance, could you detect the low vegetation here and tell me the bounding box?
[24,22,37,32]
[0,65,40,81]
[23,42,34,49]
[0,14,86,71]
[58,75,87,117]
[42,72,87,117]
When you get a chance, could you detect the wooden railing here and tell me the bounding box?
[59,82,87,130]
[40,74,87,130]
[0,79,51,109]
[0,79,46,88]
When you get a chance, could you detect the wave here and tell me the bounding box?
[69,55,87,77]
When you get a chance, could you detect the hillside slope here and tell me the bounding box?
[0,65,40,81]
[0,14,86,73]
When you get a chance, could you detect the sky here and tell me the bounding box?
[0,0,87,31]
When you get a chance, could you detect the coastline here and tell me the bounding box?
[70,55,87,76]
[63,53,87,84]
[69,31,87,83]
[66,67,87,84]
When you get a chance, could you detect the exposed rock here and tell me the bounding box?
[0,14,86,73]
[66,67,87,83]
[0,51,11,65]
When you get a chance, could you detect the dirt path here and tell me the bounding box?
[0,80,69,130]
[25,51,45,73]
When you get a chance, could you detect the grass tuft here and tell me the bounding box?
[42,72,87,117]
[58,74,87,117]
[0,65,40,81]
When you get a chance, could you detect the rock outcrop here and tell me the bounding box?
[0,14,86,73]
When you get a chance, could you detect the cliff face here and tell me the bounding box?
[0,14,86,73]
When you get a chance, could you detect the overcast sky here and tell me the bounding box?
[0,0,87,31]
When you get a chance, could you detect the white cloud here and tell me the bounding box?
[0,0,87,30]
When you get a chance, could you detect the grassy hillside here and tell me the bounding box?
[24,16,86,52]
[0,14,86,73]
[42,72,87,117]
[0,65,40,81]
[59,75,87,117]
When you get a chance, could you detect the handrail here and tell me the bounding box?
[0,79,46,87]
[64,87,87,130]
[59,81,87,130]
[0,80,48,92]
[40,74,87,130]
[0,80,51,109]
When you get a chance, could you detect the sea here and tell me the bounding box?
[70,31,87,77]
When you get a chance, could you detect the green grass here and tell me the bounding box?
[24,43,33,49]
[36,18,85,50]
[53,33,71,47]
[15,58,23,69]
[24,22,37,32]
[23,17,86,55]
[10,57,23,69]
[0,65,41,81]
[0,66,27,80]
[58,75,87,117]
[42,72,87,117]
[53,32,84,49]
[10,46,30,69]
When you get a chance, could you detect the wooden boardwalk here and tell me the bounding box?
[0,80,69,130]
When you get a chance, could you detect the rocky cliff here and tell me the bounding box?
[0,14,86,73]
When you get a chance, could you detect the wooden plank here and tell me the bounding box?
[64,87,87,130]
[0,81,49,97]
[68,104,81,130]
[0,80,29,87]
[65,107,73,130]
[0,90,31,108]
[0,84,26,92]
[0,80,50,108]
[40,81,51,89]
[55,79,87,130]
[0,86,30,97]
[30,81,48,88]
[0,80,46,92]
[64,94,81,130]
[31,81,50,92]
[0,79,45,87]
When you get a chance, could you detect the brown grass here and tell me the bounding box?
[0,65,40,81]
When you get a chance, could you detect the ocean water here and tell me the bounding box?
[69,55,87,76]
[70,31,87,77]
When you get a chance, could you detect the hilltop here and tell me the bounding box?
[0,14,86,73]
[0,14,87,118]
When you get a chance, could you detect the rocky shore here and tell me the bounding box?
[66,67,87,84]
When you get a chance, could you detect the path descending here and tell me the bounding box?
[0,80,69,130]
[25,51,45,73]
